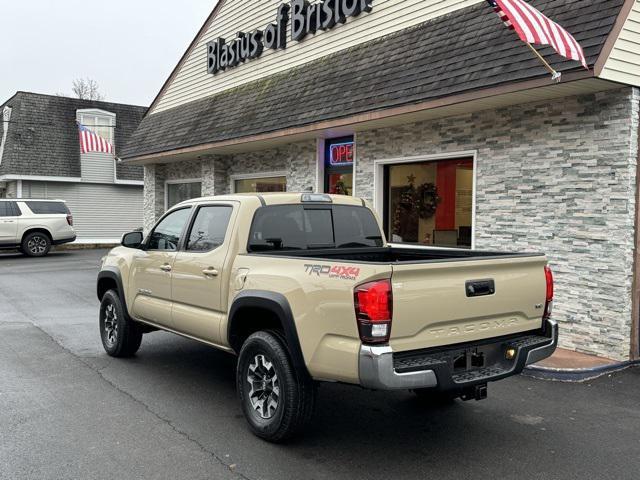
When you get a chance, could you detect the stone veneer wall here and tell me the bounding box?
[356,87,639,360]
[142,87,639,360]
[143,141,316,231]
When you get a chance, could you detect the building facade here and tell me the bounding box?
[0,92,147,241]
[121,0,640,361]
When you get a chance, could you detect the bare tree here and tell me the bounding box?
[71,78,105,101]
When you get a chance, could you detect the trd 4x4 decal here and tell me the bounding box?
[304,264,361,281]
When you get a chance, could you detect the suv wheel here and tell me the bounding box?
[237,331,316,442]
[22,232,51,257]
[99,289,143,357]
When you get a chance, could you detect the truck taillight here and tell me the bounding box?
[354,279,392,344]
[544,265,553,319]
[66,215,73,226]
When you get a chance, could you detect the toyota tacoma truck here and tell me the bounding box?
[97,193,557,442]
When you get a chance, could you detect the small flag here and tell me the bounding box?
[487,0,588,69]
[78,123,113,154]
[489,0,514,30]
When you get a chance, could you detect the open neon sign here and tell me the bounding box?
[329,142,354,166]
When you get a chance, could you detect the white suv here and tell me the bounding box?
[0,199,76,256]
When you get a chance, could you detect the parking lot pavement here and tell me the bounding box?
[1,249,639,480]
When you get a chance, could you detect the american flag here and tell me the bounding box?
[487,0,588,69]
[78,123,114,154]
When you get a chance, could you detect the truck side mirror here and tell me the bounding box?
[121,231,144,249]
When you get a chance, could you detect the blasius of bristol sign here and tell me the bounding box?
[207,0,373,74]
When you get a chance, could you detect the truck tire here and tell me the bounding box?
[99,289,143,357]
[237,330,316,442]
[22,232,51,257]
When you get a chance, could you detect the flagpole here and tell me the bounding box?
[525,42,561,82]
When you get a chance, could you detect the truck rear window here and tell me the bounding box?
[248,204,383,251]
[25,201,70,215]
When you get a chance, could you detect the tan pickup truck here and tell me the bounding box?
[97,193,557,441]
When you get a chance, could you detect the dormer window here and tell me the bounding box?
[76,109,115,146]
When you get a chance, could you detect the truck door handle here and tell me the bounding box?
[160,264,172,272]
[202,268,219,277]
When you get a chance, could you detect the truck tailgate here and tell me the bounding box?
[389,255,547,352]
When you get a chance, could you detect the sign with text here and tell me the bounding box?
[207,0,374,75]
[329,141,354,166]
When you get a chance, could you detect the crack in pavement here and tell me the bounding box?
[15,321,255,480]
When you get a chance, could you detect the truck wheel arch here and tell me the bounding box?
[97,268,130,319]
[228,290,309,378]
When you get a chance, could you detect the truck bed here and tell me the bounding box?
[247,245,547,352]
[248,246,543,264]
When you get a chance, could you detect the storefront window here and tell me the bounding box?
[324,137,354,195]
[167,181,202,209]
[234,176,286,193]
[384,158,474,248]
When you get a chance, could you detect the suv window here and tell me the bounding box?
[248,205,383,251]
[147,207,191,251]
[186,205,233,252]
[25,201,69,215]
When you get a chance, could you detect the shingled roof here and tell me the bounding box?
[121,0,625,160]
[0,92,147,179]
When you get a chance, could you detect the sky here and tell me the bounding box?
[0,0,216,106]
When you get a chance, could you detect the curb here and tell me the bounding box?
[54,243,117,251]
[523,360,640,382]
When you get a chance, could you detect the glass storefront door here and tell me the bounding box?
[383,158,474,248]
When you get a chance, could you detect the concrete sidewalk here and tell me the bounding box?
[537,348,619,369]
[526,347,638,381]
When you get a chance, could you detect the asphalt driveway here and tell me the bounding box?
[0,249,639,480]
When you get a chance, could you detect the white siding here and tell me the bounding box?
[600,1,640,86]
[22,181,143,240]
[152,0,483,113]
[80,152,115,183]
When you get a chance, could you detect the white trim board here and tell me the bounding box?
[229,171,288,193]
[0,174,144,187]
[0,175,83,183]
[372,150,478,249]
[114,178,144,186]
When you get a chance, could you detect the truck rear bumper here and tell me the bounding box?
[52,235,77,246]
[359,319,558,390]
